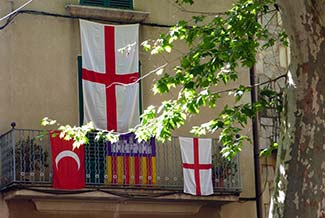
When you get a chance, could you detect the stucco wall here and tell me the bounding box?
[1,197,222,218]
[0,13,80,132]
[0,198,9,218]
[0,0,236,133]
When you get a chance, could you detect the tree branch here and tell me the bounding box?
[211,73,287,95]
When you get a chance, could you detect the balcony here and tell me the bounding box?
[0,128,241,196]
[65,4,149,23]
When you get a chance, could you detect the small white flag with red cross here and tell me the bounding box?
[79,19,140,132]
[179,137,213,196]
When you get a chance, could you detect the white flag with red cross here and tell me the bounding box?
[80,19,140,132]
[179,137,213,196]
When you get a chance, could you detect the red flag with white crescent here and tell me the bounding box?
[50,131,85,189]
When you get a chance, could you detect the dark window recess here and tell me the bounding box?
[80,0,133,9]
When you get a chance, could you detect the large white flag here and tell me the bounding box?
[179,137,213,196]
[80,19,140,132]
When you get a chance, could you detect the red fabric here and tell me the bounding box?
[182,138,212,196]
[81,25,139,131]
[50,131,85,189]
[124,156,130,184]
[134,156,140,185]
[112,156,118,184]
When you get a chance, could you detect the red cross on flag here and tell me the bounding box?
[179,137,213,196]
[50,131,85,189]
[80,19,140,132]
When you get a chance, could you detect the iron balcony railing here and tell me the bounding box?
[0,128,241,193]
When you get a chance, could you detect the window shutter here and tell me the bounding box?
[80,0,133,9]
[80,0,107,7]
[108,0,133,9]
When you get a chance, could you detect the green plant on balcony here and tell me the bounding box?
[15,136,49,181]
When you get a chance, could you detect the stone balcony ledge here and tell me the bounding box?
[65,4,149,23]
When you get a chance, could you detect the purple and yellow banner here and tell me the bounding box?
[106,133,156,185]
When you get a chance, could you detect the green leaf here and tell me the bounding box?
[164,45,172,53]
[260,143,278,157]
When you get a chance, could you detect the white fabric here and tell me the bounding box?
[199,169,213,195]
[179,137,213,196]
[80,19,140,132]
[80,19,105,74]
[82,80,107,130]
[116,84,140,132]
[114,24,139,74]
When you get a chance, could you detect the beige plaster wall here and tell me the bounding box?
[3,198,222,218]
[0,197,9,218]
[0,0,256,217]
[135,0,233,25]
[221,201,257,218]
[0,0,236,132]
[0,7,80,133]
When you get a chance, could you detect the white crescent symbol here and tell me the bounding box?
[55,150,81,171]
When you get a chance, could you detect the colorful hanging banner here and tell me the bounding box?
[106,133,156,185]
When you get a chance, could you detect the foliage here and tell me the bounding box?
[135,0,285,159]
[260,142,278,157]
[41,117,119,149]
[43,0,286,159]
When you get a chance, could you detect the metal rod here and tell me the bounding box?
[250,66,263,218]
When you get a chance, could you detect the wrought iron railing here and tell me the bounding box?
[0,128,241,193]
